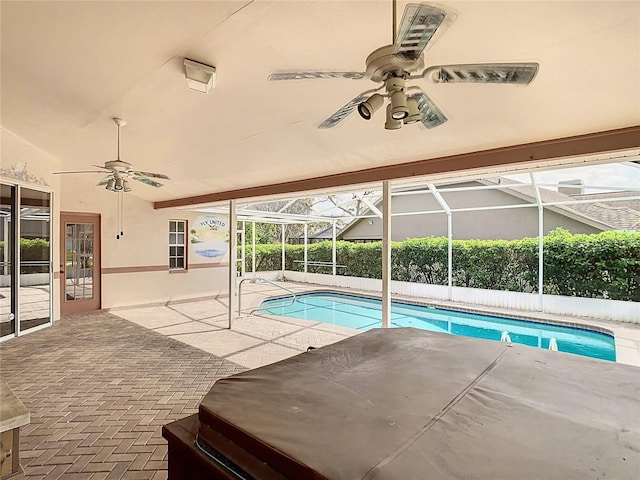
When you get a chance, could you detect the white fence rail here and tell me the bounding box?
[0,273,50,287]
[247,270,639,323]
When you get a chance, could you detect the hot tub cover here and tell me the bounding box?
[198,328,640,479]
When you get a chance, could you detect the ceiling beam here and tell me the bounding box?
[154,125,640,209]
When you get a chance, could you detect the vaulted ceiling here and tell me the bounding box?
[1,1,638,204]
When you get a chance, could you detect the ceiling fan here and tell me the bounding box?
[53,118,170,191]
[268,2,539,130]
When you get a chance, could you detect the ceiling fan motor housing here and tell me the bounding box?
[364,45,425,83]
[104,160,133,172]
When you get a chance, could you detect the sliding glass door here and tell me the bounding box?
[19,188,52,332]
[0,182,52,340]
[0,184,15,338]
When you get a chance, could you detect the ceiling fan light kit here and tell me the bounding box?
[388,77,410,121]
[268,2,539,132]
[384,104,402,130]
[357,93,384,120]
[113,176,124,191]
[390,91,408,120]
[404,97,421,124]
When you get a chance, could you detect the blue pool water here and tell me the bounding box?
[261,292,616,361]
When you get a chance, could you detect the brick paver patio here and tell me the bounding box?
[0,312,246,479]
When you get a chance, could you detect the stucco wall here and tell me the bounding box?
[60,176,230,309]
[2,127,231,317]
[342,182,601,241]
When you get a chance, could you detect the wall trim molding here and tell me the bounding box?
[190,262,229,269]
[102,262,228,274]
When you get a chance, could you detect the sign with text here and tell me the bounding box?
[191,215,229,259]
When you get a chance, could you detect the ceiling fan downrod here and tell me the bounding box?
[392,0,397,43]
[113,118,126,161]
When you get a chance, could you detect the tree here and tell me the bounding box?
[241,198,325,244]
[239,190,381,244]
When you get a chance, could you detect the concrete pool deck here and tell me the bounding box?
[113,280,640,368]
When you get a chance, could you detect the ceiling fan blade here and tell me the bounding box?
[96,175,114,186]
[132,171,171,180]
[426,63,539,84]
[318,88,383,129]
[132,176,163,188]
[409,90,447,129]
[52,170,106,174]
[91,164,111,170]
[268,71,366,81]
[394,4,449,61]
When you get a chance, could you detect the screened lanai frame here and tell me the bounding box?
[180,153,640,327]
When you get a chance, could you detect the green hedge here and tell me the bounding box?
[0,238,50,274]
[542,229,639,301]
[244,229,639,302]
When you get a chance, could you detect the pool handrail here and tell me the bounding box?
[238,277,297,316]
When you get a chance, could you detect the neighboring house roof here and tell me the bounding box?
[481,178,640,232]
[289,225,336,241]
[309,226,335,239]
[338,178,640,237]
[568,191,640,231]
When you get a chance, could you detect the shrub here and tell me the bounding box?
[11,238,51,274]
[543,229,639,301]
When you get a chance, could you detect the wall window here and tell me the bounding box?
[169,220,187,270]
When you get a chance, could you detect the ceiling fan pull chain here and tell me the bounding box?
[120,192,124,238]
[116,191,121,239]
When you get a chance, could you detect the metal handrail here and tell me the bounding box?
[237,277,297,316]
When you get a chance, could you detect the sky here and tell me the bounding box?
[304,161,640,218]
[507,162,640,193]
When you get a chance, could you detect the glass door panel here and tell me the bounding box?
[65,223,94,301]
[0,184,15,338]
[61,213,100,314]
[19,188,51,332]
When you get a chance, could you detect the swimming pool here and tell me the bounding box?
[260,292,616,361]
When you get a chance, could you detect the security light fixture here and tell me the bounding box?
[357,93,384,120]
[184,59,216,94]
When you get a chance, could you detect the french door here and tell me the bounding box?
[60,213,101,314]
